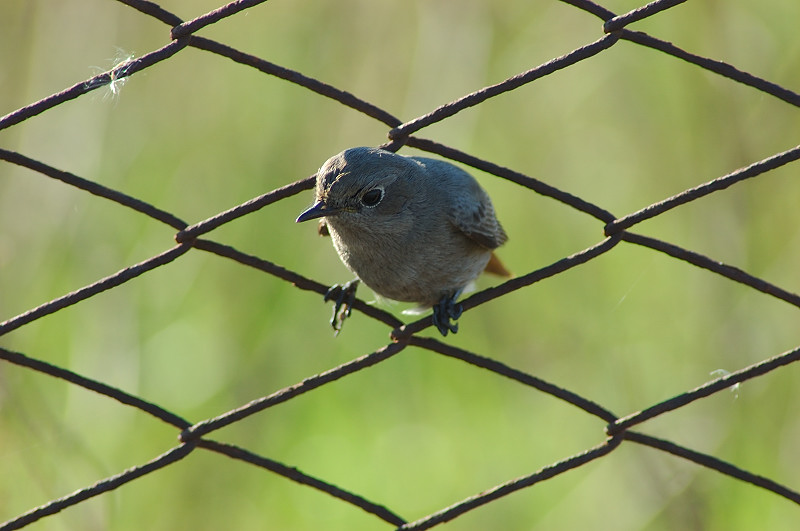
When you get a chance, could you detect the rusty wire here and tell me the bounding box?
[1,0,800,529]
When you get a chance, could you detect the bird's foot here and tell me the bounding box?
[323,279,360,335]
[432,294,463,337]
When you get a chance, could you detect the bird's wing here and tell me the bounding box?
[413,156,508,250]
[448,181,508,250]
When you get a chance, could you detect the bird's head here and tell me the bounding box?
[296,147,419,234]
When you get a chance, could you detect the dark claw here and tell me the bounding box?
[432,294,463,337]
[323,279,360,334]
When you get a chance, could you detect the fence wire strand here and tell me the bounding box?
[1,0,799,528]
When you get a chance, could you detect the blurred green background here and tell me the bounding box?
[1,0,799,529]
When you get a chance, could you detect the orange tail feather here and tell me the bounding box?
[484,252,512,277]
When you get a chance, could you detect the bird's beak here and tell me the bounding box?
[296,201,338,223]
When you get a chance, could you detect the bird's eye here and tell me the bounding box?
[361,188,383,207]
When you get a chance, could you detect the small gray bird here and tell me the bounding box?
[296,147,509,336]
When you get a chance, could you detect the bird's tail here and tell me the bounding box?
[484,252,512,277]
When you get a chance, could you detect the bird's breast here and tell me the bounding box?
[326,218,490,306]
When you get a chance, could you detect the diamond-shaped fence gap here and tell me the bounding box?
[493,240,769,412]
[2,0,800,529]
[230,349,593,516]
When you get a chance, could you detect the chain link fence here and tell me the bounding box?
[1,0,799,529]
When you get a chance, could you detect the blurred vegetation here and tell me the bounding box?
[1,0,799,529]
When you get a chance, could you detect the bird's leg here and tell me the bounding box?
[323,279,360,335]
[432,293,463,337]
